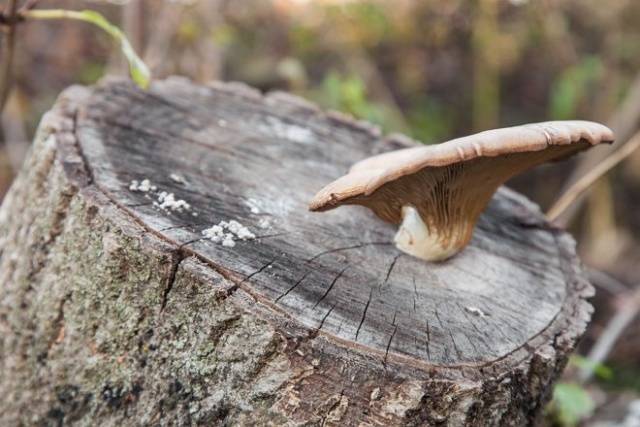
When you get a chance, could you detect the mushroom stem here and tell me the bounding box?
[394,205,460,262]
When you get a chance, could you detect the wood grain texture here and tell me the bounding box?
[0,77,594,426]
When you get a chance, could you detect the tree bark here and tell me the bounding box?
[0,77,594,426]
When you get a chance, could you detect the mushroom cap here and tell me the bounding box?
[309,121,613,259]
[310,120,614,218]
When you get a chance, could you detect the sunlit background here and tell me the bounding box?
[1,0,640,424]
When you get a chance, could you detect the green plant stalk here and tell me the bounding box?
[22,9,150,89]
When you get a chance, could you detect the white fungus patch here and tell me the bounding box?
[155,191,191,213]
[263,117,314,144]
[222,234,236,247]
[129,178,195,215]
[202,220,256,247]
[129,179,157,192]
[202,225,225,242]
[465,306,488,318]
[169,173,187,184]
[258,218,271,229]
[244,198,261,214]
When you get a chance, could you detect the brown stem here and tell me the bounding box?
[549,71,640,227]
[0,0,19,115]
[579,284,640,383]
[20,0,39,11]
[547,130,640,222]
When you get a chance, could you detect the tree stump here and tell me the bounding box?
[0,77,594,426]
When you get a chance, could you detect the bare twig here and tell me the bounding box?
[20,0,40,11]
[587,267,630,295]
[549,72,640,226]
[547,130,640,222]
[0,0,19,114]
[579,285,640,383]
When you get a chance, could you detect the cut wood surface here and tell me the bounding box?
[0,77,594,426]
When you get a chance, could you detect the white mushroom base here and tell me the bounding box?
[394,205,459,262]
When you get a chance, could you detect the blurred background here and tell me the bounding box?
[1,0,639,425]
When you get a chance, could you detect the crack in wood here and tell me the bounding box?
[462,331,481,357]
[160,252,185,311]
[317,302,337,331]
[252,232,291,241]
[158,222,210,232]
[312,265,349,309]
[45,292,72,358]
[238,259,277,287]
[383,310,399,365]
[384,324,398,366]
[124,201,154,208]
[382,254,401,288]
[425,320,431,361]
[306,242,391,262]
[179,237,208,249]
[449,331,463,361]
[275,269,313,303]
[412,276,418,312]
[491,321,518,346]
[434,308,445,330]
[434,308,453,363]
[355,288,374,341]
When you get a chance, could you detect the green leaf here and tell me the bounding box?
[570,355,613,381]
[24,9,151,89]
[549,56,602,119]
[550,382,595,427]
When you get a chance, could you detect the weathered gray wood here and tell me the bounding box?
[0,77,594,426]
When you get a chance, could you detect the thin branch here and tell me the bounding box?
[0,0,19,114]
[547,130,640,222]
[587,267,630,295]
[549,72,640,227]
[20,0,40,11]
[579,285,640,383]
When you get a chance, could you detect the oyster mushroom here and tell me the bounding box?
[309,121,614,261]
